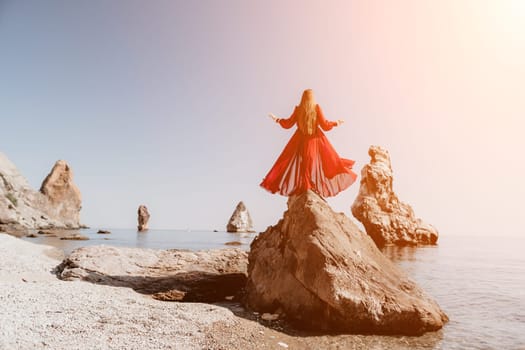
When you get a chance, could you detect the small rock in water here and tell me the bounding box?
[26,233,38,238]
[261,313,279,321]
[137,205,150,231]
[224,241,242,246]
[60,235,89,241]
[226,201,255,233]
[97,230,111,234]
[224,295,234,300]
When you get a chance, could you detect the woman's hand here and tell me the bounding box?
[337,119,345,126]
[269,113,279,123]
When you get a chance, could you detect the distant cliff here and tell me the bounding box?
[0,152,83,231]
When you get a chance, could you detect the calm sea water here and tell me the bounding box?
[23,230,525,349]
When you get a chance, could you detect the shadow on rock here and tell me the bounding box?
[55,246,248,303]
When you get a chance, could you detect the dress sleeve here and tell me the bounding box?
[277,107,297,129]
[316,104,338,131]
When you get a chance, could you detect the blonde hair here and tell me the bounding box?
[296,89,317,135]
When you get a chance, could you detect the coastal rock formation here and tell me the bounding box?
[227,201,254,233]
[57,246,248,302]
[40,160,82,228]
[245,190,448,335]
[0,153,83,231]
[351,146,438,247]
[137,205,150,231]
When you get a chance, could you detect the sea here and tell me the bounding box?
[22,230,525,350]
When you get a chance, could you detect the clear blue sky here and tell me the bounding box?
[1,1,524,236]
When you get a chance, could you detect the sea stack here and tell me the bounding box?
[0,153,83,231]
[245,190,447,335]
[351,145,439,247]
[40,160,82,228]
[226,201,254,233]
[137,205,150,231]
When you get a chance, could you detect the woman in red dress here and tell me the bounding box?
[260,89,358,197]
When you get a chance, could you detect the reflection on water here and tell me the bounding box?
[381,245,420,262]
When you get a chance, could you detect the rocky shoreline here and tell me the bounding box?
[0,233,446,350]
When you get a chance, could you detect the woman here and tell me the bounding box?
[260,89,357,197]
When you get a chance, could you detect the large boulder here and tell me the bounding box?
[0,153,83,230]
[137,205,150,231]
[227,201,254,233]
[351,146,439,247]
[57,245,248,302]
[244,190,447,335]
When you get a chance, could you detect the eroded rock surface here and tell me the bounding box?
[57,245,248,302]
[0,153,83,230]
[351,145,439,247]
[245,190,447,335]
[227,201,254,233]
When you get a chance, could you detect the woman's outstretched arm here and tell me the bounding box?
[269,107,297,129]
[317,105,344,131]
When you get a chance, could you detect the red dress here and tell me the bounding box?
[260,104,358,197]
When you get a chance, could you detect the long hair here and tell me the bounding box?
[296,89,317,135]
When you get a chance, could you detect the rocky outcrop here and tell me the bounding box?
[227,201,254,233]
[244,190,447,335]
[137,205,150,231]
[40,160,82,228]
[0,153,83,230]
[351,146,438,247]
[57,246,248,302]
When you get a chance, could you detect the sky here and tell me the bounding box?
[1,0,524,236]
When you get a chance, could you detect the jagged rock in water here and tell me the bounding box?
[244,190,448,335]
[227,201,254,233]
[40,160,82,228]
[351,145,439,247]
[57,245,248,302]
[0,153,83,230]
[137,205,150,231]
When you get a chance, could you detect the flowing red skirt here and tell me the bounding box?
[260,129,357,197]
